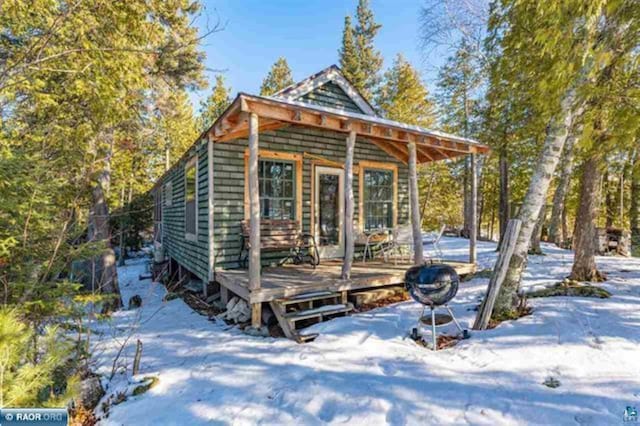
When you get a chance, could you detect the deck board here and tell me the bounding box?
[216,259,476,303]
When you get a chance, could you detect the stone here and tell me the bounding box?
[218,297,250,323]
[131,377,159,396]
[212,299,226,310]
[542,376,561,388]
[78,376,105,409]
[128,295,142,309]
[163,292,179,302]
[243,326,270,337]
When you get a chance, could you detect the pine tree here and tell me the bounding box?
[260,57,294,96]
[0,0,207,407]
[338,16,362,89]
[376,54,435,127]
[489,0,640,316]
[199,75,232,130]
[338,0,383,99]
[631,147,640,257]
[436,39,483,238]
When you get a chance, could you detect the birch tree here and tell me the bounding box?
[547,130,579,246]
[489,0,602,315]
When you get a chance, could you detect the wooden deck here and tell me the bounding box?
[216,259,476,303]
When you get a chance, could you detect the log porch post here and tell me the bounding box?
[469,153,478,264]
[248,112,262,328]
[341,130,356,279]
[206,135,215,297]
[408,142,424,264]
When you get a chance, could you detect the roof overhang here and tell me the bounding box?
[205,93,490,164]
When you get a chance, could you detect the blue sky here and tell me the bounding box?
[191,0,448,110]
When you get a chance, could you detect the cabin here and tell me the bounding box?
[151,65,489,339]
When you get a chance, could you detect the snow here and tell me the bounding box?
[93,238,640,425]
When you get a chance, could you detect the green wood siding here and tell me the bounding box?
[296,81,365,114]
[160,141,210,282]
[212,125,409,269]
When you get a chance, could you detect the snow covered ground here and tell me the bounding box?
[93,238,640,425]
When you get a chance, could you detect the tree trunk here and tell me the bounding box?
[618,173,624,227]
[117,186,126,267]
[561,204,568,244]
[570,156,605,281]
[493,90,582,316]
[548,129,577,246]
[629,149,639,256]
[529,204,547,255]
[477,157,485,239]
[490,201,496,241]
[604,168,614,228]
[498,143,510,248]
[462,157,471,238]
[88,131,122,311]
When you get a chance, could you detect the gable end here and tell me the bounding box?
[274,65,377,116]
[296,81,365,114]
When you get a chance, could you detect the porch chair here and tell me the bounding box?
[422,224,446,260]
[385,224,415,265]
[355,226,390,263]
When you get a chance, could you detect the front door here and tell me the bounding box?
[314,166,344,258]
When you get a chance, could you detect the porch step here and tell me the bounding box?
[284,303,354,322]
[269,291,354,343]
[276,291,338,305]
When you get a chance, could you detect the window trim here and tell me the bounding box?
[358,161,398,232]
[184,156,198,242]
[244,149,303,226]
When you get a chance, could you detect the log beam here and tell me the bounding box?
[341,130,356,279]
[237,96,487,157]
[248,112,261,328]
[408,142,424,264]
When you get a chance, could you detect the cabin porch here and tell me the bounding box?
[208,92,489,329]
[215,258,476,304]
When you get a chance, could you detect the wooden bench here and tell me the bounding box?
[239,219,319,269]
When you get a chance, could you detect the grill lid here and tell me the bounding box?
[404,264,460,306]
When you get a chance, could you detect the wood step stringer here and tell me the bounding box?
[269,300,298,341]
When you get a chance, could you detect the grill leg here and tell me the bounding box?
[431,307,437,351]
[445,305,464,333]
[416,305,425,336]
[446,305,470,339]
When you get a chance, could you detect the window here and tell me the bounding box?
[185,157,197,239]
[164,182,172,207]
[259,159,295,220]
[363,168,394,231]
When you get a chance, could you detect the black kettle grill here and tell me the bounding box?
[404,263,470,350]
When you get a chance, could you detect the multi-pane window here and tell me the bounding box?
[259,159,295,220]
[185,158,197,238]
[363,169,394,231]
